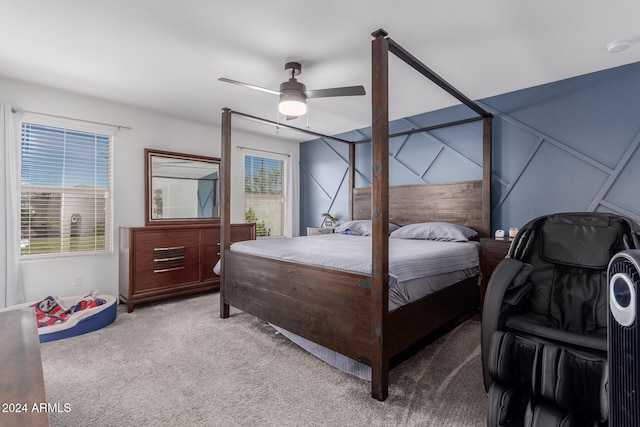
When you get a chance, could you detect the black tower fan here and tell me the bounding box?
[608,250,640,426]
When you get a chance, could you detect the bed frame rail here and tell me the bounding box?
[387,277,478,357]
[225,250,375,361]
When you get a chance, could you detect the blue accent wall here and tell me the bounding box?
[300,61,640,235]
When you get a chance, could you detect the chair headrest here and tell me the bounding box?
[541,221,620,269]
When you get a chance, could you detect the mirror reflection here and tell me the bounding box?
[145,149,220,224]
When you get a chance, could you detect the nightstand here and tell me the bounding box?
[307,227,335,236]
[479,238,512,310]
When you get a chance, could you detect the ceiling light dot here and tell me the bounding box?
[607,41,631,53]
[607,35,640,53]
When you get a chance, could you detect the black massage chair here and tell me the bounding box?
[481,212,640,427]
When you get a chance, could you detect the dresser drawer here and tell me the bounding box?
[203,227,221,245]
[133,229,200,292]
[134,229,199,252]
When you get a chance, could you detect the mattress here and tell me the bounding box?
[230,233,479,310]
[230,233,480,285]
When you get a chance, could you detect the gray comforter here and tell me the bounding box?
[230,233,479,285]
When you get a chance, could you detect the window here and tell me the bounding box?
[20,121,113,256]
[244,154,287,238]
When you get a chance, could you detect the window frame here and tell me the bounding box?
[243,151,288,239]
[19,114,115,258]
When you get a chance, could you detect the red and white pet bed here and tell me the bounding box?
[0,291,117,342]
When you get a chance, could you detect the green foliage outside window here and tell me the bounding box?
[245,208,269,237]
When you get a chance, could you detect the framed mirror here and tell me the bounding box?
[144,148,220,225]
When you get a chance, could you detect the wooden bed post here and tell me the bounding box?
[371,28,390,401]
[482,117,492,238]
[348,143,355,220]
[220,108,232,319]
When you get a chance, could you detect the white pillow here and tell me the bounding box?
[390,222,477,242]
[334,220,400,236]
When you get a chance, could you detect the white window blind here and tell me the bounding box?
[20,122,113,256]
[244,154,286,237]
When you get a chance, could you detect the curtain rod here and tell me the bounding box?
[11,108,132,130]
[236,146,290,157]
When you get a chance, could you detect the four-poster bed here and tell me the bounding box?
[219,29,493,401]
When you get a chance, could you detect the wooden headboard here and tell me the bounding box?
[352,180,488,238]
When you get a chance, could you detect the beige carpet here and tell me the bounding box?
[39,293,487,426]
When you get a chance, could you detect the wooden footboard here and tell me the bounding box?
[224,250,374,361]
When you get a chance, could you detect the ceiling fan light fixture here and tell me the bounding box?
[220,60,364,119]
[279,95,307,116]
[279,76,308,116]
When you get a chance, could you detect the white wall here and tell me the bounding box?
[0,76,299,302]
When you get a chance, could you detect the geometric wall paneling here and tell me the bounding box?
[476,62,640,229]
[323,170,349,227]
[299,137,350,229]
[428,121,483,165]
[591,130,640,219]
[389,133,409,157]
[422,148,481,184]
[484,64,640,171]
[299,61,640,235]
[300,110,488,233]
[391,163,429,186]
[393,114,484,185]
[480,102,618,177]
[405,130,481,183]
[354,142,372,187]
[393,132,440,179]
[494,141,610,231]
[299,171,333,229]
[478,103,615,230]
[490,116,541,187]
[299,138,349,197]
[361,114,485,186]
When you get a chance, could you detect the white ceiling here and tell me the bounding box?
[2,1,640,141]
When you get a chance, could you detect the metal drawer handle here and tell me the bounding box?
[154,256,185,262]
[154,246,185,252]
[154,266,186,273]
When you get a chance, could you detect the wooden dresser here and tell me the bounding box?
[119,223,255,312]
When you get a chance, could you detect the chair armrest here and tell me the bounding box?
[481,258,533,390]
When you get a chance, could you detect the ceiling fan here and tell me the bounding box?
[219,61,366,117]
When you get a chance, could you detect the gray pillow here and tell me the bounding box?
[389,222,477,242]
[335,220,400,236]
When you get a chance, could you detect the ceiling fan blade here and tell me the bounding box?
[218,77,281,96]
[305,85,366,99]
